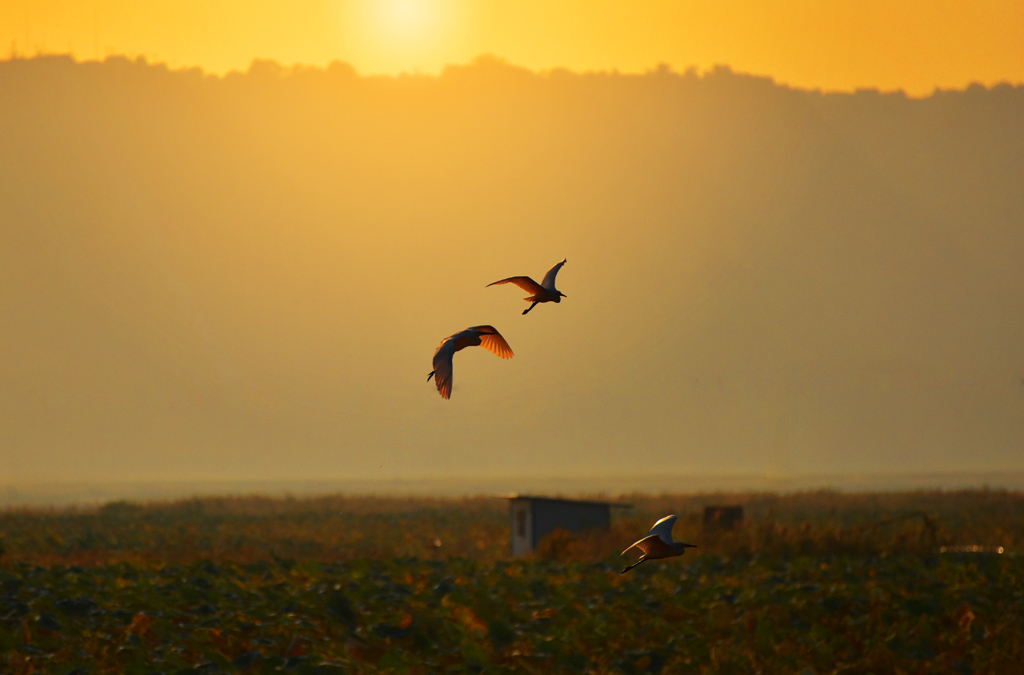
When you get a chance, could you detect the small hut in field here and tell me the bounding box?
[508,495,631,556]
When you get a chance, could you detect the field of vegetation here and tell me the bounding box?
[1,490,1021,674]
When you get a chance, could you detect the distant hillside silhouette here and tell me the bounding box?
[2,55,1022,484]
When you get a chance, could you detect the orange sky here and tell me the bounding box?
[3,51,1023,486]
[2,0,1022,95]
[3,3,1024,492]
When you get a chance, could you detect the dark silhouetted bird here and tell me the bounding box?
[488,258,567,315]
[427,325,514,399]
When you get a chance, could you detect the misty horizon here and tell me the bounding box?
[6,469,1024,509]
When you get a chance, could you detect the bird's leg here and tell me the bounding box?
[427,371,435,382]
[522,301,538,315]
[621,557,647,574]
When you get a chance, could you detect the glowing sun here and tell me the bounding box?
[337,0,466,74]
[373,0,441,43]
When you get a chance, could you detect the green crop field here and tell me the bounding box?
[1,490,1021,674]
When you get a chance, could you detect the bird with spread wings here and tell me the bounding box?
[488,258,567,315]
[621,515,698,574]
[427,325,514,400]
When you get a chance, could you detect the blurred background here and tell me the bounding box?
[1,2,1022,502]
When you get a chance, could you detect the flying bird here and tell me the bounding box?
[621,515,697,574]
[487,258,567,315]
[427,325,514,400]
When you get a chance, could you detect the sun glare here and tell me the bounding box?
[378,0,433,40]
[338,0,461,73]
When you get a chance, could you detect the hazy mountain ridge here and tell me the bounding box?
[2,55,1022,484]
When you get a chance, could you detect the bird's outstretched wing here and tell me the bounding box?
[487,276,545,296]
[430,339,455,399]
[470,325,514,359]
[430,359,453,399]
[648,515,678,544]
[540,259,566,290]
[621,534,674,558]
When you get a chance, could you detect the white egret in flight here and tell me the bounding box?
[427,325,514,399]
[621,515,697,574]
[488,258,567,315]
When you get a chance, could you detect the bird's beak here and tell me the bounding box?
[683,543,698,548]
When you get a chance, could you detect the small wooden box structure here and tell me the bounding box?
[703,505,744,529]
[508,495,630,556]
